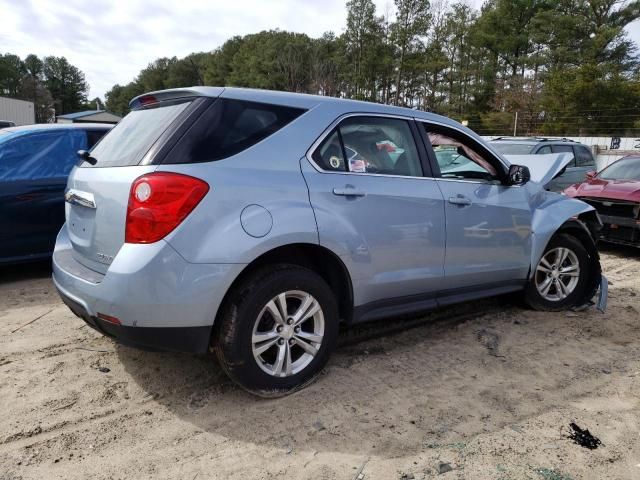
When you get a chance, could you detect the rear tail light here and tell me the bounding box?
[125,172,209,244]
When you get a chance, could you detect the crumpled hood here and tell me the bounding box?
[568,178,640,202]
[504,153,574,187]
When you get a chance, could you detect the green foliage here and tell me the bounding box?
[43,56,89,114]
[5,0,640,132]
[534,467,573,480]
[104,82,145,116]
[0,54,26,97]
[0,53,89,121]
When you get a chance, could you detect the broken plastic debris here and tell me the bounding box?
[568,422,602,449]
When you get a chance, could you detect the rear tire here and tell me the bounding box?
[213,264,339,397]
[525,233,590,311]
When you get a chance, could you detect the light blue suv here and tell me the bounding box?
[53,87,606,396]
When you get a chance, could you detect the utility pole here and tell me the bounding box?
[513,111,518,137]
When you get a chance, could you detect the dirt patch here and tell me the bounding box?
[1,247,640,479]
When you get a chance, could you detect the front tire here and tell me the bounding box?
[213,264,339,397]
[525,233,591,311]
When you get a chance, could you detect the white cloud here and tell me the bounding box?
[1,0,638,101]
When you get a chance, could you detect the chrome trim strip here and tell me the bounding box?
[64,189,96,209]
[435,177,522,187]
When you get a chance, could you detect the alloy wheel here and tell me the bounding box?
[251,290,325,377]
[535,247,580,302]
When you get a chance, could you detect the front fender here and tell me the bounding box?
[529,193,606,310]
[530,195,596,273]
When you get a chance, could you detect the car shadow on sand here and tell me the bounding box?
[114,294,620,459]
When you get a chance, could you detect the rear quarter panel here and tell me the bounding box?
[158,105,343,264]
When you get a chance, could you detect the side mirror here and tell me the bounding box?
[508,164,531,186]
[585,170,596,180]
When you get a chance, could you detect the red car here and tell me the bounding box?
[564,155,640,247]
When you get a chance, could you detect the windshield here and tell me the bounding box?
[598,157,640,181]
[491,143,534,155]
[83,99,192,167]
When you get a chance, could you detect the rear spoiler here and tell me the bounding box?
[129,87,225,110]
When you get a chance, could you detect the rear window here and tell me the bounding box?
[575,145,595,167]
[491,143,534,155]
[165,98,305,164]
[82,100,192,167]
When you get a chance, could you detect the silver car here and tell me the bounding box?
[53,87,607,396]
[489,137,597,192]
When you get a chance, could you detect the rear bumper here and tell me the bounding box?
[55,280,211,352]
[52,225,246,353]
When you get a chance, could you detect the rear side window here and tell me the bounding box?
[312,116,423,177]
[491,143,534,155]
[83,100,192,168]
[0,130,87,181]
[575,145,595,167]
[551,144,576,166]
[312,130,346,171]
[167,99,305,164]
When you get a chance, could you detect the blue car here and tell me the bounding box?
[0,123,111,265]
[52,88,606,396]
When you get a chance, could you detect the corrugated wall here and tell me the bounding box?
[0,97,35,126]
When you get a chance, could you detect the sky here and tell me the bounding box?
[1,0,639,101]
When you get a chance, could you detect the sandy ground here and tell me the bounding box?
[1,245,640,480]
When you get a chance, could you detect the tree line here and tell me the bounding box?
[0,54,93,122]
[3,1,640,135]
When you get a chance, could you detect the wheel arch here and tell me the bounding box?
[530,205,602,305]
[213,243,354,334]
[530,198,599,273]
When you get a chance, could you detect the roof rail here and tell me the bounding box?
[491,136,540,141]
[537,137,576,143]
[491,136,577,143]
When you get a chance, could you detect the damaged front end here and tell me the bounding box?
[508,153,609,312]
[560,214,608,313]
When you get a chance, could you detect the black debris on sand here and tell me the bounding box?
[567,422,602,449]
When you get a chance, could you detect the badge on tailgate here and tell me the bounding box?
[64,189,96,209]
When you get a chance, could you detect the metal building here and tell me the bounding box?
[0,96,36,126]
[56,110,121,125]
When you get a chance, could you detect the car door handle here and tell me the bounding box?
[333,187,366,197]
[448,195,472,206]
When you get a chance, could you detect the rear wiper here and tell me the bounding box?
[77,149,98,165]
